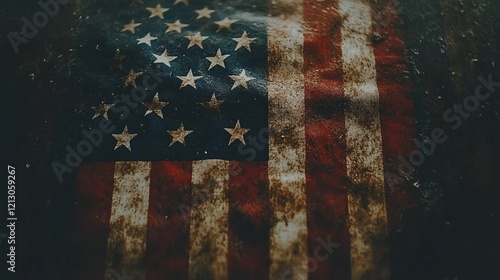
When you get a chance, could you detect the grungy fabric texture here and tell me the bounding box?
[1,0,500,279]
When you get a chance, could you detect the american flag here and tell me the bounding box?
[61,0,416,279]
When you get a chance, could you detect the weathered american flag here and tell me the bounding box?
[66,0,416,279]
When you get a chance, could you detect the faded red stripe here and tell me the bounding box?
[370,1,418,230]
[72,162,115,280]
[228,161,270,280]
[304,0,352,279]
[145,161,192,280]
[369,1,420,276]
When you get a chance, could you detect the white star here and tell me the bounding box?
[121,19,141,33]
[229,70,254,90]
[168,123,193,146]
[123,69,143,88]
[177,69,202,89]
[112,125,138,151]
[174,0,188,5]
[185,32,208,49]
[152,50,177,67]
[199,93,224,111]
[224,120,250,145]
[214,17,237,31]
[92,103,113,120]
[144,93,168,118]
[137,33,157,46]
[206,48,230,70]
[146,4,169,19]
[165,20,188,33]
[195,7,214,19]
[233,31,256,51]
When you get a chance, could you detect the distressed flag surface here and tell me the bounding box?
[61,0,415,279]
[5,0,499,279]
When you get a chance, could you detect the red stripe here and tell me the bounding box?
[145,161,192,279]
[72,162,115,280]
[228,161,270,280]
[370,1,418,230]
[304,1,352,279]
[369,1,420,276]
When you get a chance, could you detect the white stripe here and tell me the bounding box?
[105,161,151,280]
[189,160,229,280]
[267,1,308,279]
[339,0,390,279]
